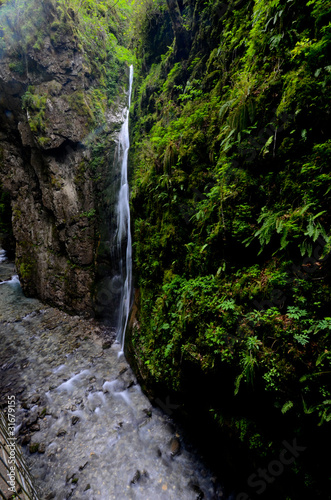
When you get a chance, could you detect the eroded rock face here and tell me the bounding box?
[0,16,126,317]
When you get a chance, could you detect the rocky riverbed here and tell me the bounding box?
[0,254,224,500]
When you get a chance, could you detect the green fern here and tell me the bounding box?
[281,401,294,414]
[287,306,308,320]
[234,337,260,395]
[245,204,330,256]
[293,332,310,346]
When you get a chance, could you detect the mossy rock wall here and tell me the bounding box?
[127,0,331,497]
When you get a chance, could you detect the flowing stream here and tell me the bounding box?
[115,65,134,348]
[0,254,224,499]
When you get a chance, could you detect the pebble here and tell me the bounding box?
[29,443,39,453]
[57,428,67,437]
[38,443,46,453]
[21,434,31,445]
[30,423,40,432]
[170,437,181,457]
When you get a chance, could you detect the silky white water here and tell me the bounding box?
[116,65,134,347]
[0,248,7,263]
[0,253,224,499]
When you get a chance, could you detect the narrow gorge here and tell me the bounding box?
[0,0,331,499]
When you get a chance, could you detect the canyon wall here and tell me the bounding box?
[0,0,128,319]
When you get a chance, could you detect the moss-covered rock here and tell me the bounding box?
[0,0,132,318]
[128,0,331,497]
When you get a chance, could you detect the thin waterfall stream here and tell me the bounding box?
[116,65,134,349]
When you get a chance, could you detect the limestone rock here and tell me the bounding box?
[0,2,128,320]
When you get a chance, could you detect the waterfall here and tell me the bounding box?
[115,65,134,348]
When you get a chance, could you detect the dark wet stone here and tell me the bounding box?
[102,341,112,349]
[66,470,77,482]
[118,368,136,389]
[21,434,31,445]
[45,492,56,500]
[118,364,128,375]
[130,469,148,485]
[38,443,46,453]
[143,408,152,418]
[30,423,40,432]
[189,482,205,499]
[166,422,176,434]
[84,484,91,491]
[57,428,67,437]
[18,419,27,434]
[130,470,141,484]
[29,442,40,453]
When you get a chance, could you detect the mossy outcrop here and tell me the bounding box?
[0,0,132,317]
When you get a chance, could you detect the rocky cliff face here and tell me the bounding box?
[0,1,128,318]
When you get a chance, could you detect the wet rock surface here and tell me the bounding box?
[0,259,224,500]
[0,5,127,318]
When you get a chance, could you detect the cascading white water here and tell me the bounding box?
[115,65,134,347]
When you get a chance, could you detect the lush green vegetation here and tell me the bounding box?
[1,0,330,496]
[0,0,135,251]
[0,0,135,107]
[129,0,331,497]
